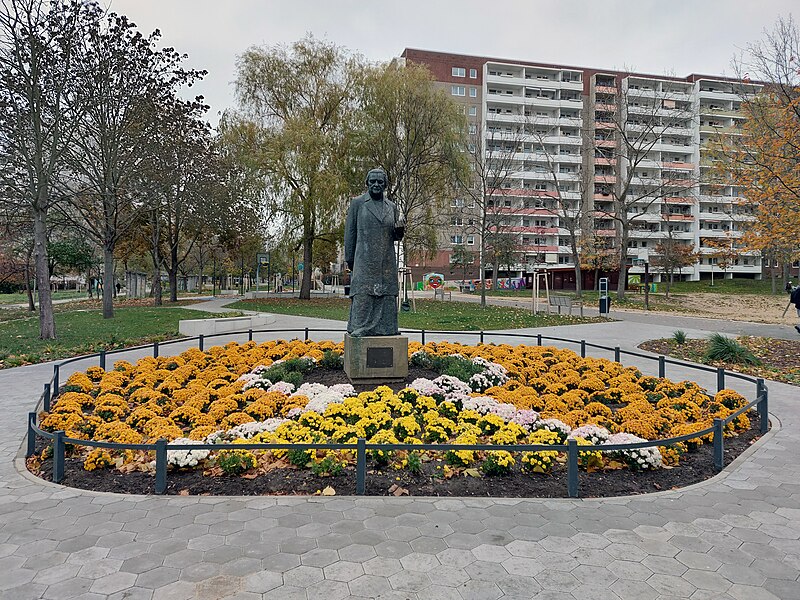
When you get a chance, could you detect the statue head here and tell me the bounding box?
[365,168,388,200]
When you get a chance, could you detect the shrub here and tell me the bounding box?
[481,450,515,476]
[217,448,257,475]
[319,350,343,370]
[405,451,423,475]
[311,454,344,476]
[672,330,687,345]
[704,333,761,366]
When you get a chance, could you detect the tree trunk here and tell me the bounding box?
[24,260,35,312]
[102,247,115,318]
[616,225,628,301]
[770,267,777,295]
[33,210,56,339]
[665,271,673,299]
[479,232,486,307]
[571,241,582,297]
[152,268,162,306]
[300,237,312,300]
[168,258,178,303]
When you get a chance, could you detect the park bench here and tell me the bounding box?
[433,288,452,301]
[547,295,584,317]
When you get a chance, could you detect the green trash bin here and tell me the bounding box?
[649,283,657,293]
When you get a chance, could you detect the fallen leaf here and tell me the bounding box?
[463,468,482,478]
[322,486,336,496]
[179,489,190,496]
[241,472,258,480]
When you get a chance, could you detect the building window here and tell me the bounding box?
[451,85,465,96]
[451,198,464,208]
[452,67,465,77]
[469,68,477,78]
[450,216,463,226]
[469,87,477,98]
[468,123,477,135]
[468,106,477,116]
[466,235,475,245]
[451,235,464,244]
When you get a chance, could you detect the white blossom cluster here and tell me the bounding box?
[292,382,356,414]
[469,357,509,391]
[534,418,572,439]
[166,437,211,467]
[569,424,611,445]
[604,432,663,469]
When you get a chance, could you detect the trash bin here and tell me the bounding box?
[344,285,350,297]
[599,296,611,314]
[649,283,657,293]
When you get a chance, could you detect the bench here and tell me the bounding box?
[433,289,452,301]
[547,295,584,317]
[178,314,276,336]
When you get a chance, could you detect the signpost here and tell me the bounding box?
[256,253,269,294]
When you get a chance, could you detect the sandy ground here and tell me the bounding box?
[649,292,797,325]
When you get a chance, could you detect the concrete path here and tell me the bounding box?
[1,314,799,599]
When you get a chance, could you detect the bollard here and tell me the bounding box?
[713,418,725,471]
[199,334,204,351]
[567,438,579,498]
[716,367,725,392]
[757,378,768,434]
[53,364,60,397]
[26,412,37,458]
[155,439,168,494]
[614,346,620,362]
[43,383,51,412]
[99,350,106,370]
[658,356,665,378]
[356,438,366,495]
[480,331,484,344]
[537,334,542,346]
[421,330,426,345]
[153,341,159,358]
[580,340,586,358]
[304,327,309,341]
[248,329,253,342]
[53,430,65,484]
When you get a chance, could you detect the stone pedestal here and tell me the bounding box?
[344,333,408,385]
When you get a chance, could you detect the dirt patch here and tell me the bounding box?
[31,411,763,498]
[667,293,796,325]
[639,336,800,386]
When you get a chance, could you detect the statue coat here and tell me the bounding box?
[344,193,404,297]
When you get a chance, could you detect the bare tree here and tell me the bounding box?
[598,73,697,300]
[0,0,93,338]
[458,122,525,306]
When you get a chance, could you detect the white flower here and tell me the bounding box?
[167,437,210,468]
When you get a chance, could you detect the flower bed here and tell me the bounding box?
[31,339,757,495]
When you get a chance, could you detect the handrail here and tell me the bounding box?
[26,327,770,498]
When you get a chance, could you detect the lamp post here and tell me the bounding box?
[644,261,650,311]
[212,256,216,297]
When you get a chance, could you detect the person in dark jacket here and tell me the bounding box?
[791,285,800,334]
[344,168,405,336]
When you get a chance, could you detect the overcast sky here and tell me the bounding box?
[111,0,795,124]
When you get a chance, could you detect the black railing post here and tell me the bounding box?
[480,331,484,344]
[614,346,620,362]
[53,430,65,484]
[248,329,253,342]
[26,412,37,458]
[658,356,666,378]
[758,378,768,434]
[537,334,542,346]
[153,341,159,358]
[713,418,725,471]
[99,350,106,370]
[53,364,59,396]
[580,340,586,358]
[716,367,725,392]
[43,383,51,412]
[155,439,167,494]
[199,334,204,351]
[421,330,426,345]
[356,438,366,495]
[567,439,579,498]
[304,327,309,341]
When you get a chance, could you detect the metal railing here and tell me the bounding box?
[26,327,770,498]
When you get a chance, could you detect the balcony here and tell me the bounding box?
[700,125,741,135]
[595,175,616,184]
[594,157,616,166]
[594,139,616,148]
[662,161,694,170]
[595,85,617,94]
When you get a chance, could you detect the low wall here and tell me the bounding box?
[179,314,276,336]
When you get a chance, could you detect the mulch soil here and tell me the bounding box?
[639,336,800,386]
[29,363,766,498]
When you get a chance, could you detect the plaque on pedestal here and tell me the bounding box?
[344,333,408,384]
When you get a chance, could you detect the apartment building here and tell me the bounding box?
[401,49,763,288]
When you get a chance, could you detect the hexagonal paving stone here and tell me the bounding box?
[283,565,324,587]
[501,556,545,577]
[301,547,340,568]
[400,552,440,572]
[306,578,350,600]
[324,560,365,582]
[348,574,393,597]
[535,569,580,592]
[456,579,502,600]
[471,543,511,563]
[388,569,431,592]
[242,570,283,594]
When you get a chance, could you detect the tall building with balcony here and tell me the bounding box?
[401,49,763,287]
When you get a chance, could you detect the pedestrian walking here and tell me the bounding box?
[791,284,800,334]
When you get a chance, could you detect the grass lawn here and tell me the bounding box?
[0,305,225,368]
[0,289,86,305]
[230,298,601,331]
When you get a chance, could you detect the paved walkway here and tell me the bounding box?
[1,310,799,599]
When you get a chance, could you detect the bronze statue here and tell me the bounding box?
[344,168,405,336]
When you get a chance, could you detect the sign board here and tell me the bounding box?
[298,262,304,271]
[422,273,444,290]
[256,252,269,267]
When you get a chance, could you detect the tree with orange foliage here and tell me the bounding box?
[713,16,800,291]
[651,232,699,298]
